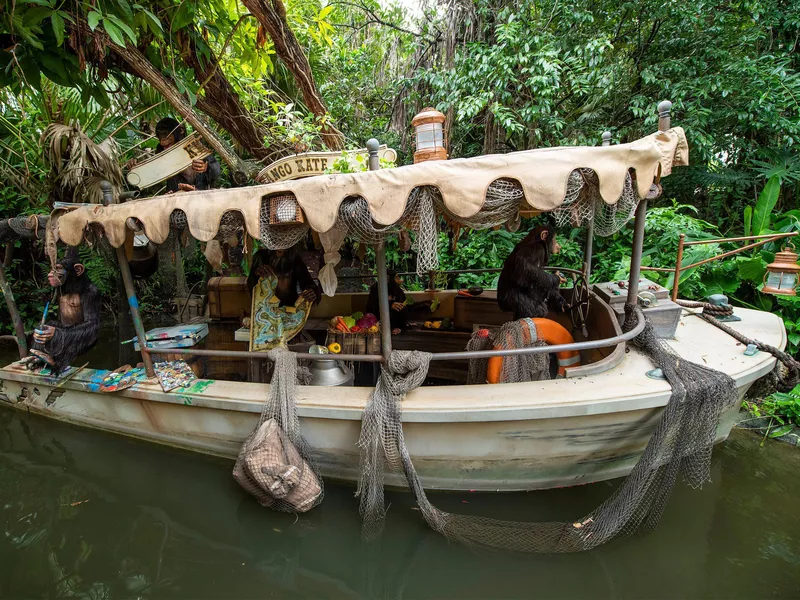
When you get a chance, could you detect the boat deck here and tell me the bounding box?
[1,306,784,420]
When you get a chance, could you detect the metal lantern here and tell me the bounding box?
[412,107,447,163]
[763,245,800,296]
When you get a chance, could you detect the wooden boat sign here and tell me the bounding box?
[256,145,398,183]
[126,133,211,189]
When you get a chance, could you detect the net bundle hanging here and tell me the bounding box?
[233,348,324,513]
[355,307,738,552]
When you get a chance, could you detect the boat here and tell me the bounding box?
[0,100,790,495]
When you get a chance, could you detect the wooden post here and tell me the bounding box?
[368,138,392,358]
[671,234,686,301]
[101,181,155,377]
[658,100,673,132]
[0,261,27,359]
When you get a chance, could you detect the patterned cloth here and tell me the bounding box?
[249,269,312,352]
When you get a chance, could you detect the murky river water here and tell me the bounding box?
[2,348,800,599]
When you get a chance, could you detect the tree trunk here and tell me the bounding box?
[76,20,252,180]
[181,31,292,161]
[240,0,344,150]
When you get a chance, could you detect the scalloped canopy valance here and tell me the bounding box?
[55,128,688,248]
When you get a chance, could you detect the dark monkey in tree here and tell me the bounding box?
[25,249,101,375]
[497,225,568,320]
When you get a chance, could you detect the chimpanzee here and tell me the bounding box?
[365,271,407,334]
[24,249,101,375]
[497,225,569,320]
[247,246,321,306]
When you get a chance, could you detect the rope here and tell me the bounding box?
[683,307,800,393]
[675,299,734,317]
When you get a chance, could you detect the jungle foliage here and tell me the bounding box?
[1,0,800,418]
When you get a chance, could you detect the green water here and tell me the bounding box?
[2,406,800,600]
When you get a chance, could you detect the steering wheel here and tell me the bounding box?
[545,267,591,336]
[569,274,590,337]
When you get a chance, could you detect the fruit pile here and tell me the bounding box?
[329,312,380,334]
[422,317,454,330]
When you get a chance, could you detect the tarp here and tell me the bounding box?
[55,128,688,248]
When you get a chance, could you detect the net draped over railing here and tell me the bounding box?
[353,307,738,553]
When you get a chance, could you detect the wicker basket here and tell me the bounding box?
[266,193,305,225]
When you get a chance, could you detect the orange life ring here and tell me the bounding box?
[486,319,580,383]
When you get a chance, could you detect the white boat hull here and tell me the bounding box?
[0,307,785,491]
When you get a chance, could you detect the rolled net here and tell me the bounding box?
[356,306,738,552]
[233,348,324,513]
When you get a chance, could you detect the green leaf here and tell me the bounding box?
[768,423,794,438]
[115,0,134,21]
[743,206,752,237]
[752,175,781,236]
[51,12,65,46]
[90,85,110,109]
[87,11,102,31]
[105,14,137,43]
[142,9,163,35]
[172,3,195,31]
[737,257,766,284]
[102,19,127,46]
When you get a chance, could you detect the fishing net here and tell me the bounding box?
[551,169,641,237]
[437,178,526,231]
[233,347,324,513]
[336,192,439,275]
[355,306,739,552]
[466,320,550,384]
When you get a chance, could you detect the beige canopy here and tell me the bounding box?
[55,128,687,248]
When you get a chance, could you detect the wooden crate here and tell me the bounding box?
[325,329,380,355]
[207,276,249,319]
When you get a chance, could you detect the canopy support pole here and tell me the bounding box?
[627,101,671,305]
[0,260,28,359]
[367,138,393,359]
[584,132,610,282]
[583,219,594,283]
[100,181,155,378]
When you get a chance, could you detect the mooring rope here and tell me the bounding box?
[683,308,800,393]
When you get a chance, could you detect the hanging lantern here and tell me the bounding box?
[412,107,447,163]
[763,245,800,296]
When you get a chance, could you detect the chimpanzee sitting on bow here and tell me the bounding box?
[497,225,568,320]
[24,249,101,375]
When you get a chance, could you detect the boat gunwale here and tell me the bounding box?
[0,313,782,423]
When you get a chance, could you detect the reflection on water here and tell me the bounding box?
[2,406,800,598]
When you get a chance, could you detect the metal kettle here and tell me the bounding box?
[308,358,354,387]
